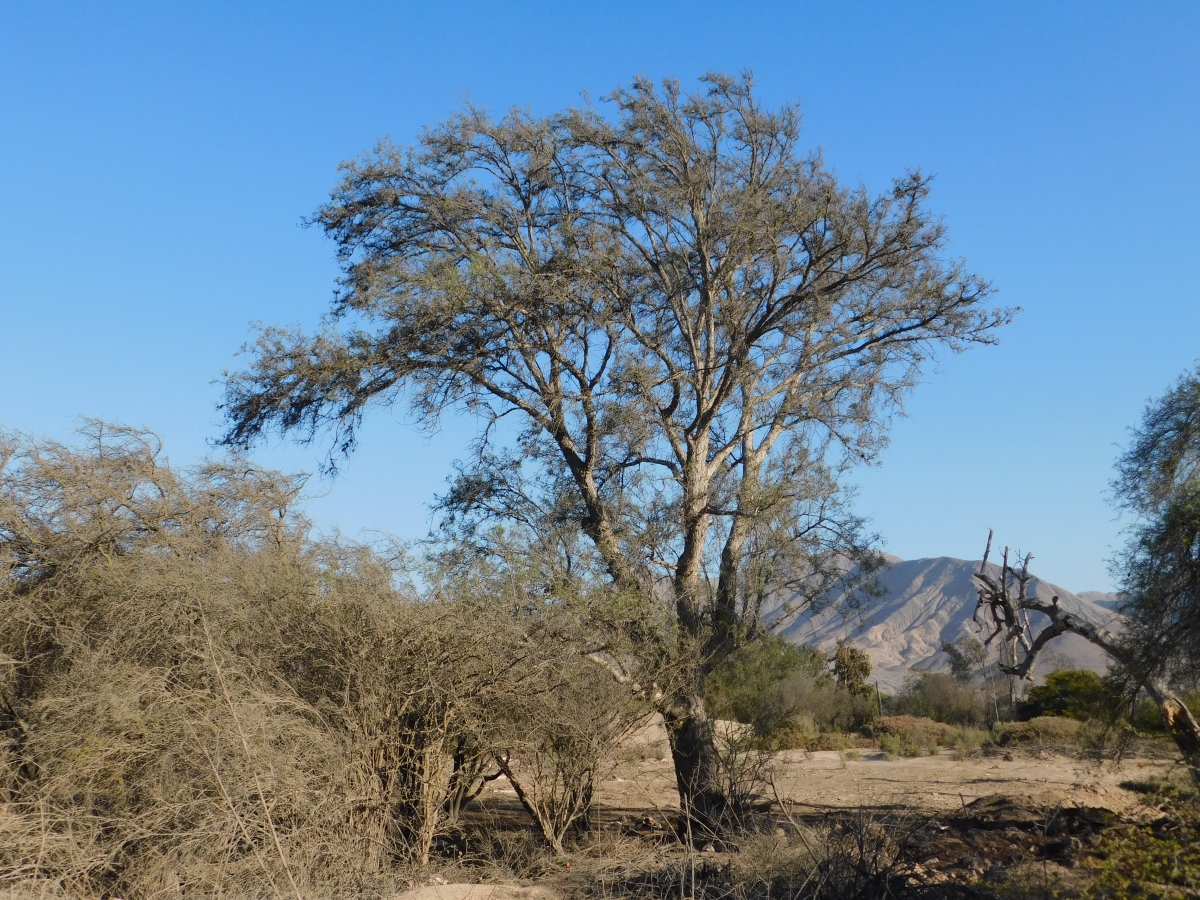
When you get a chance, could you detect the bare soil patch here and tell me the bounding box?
[478,715,1175,820]
[451,718,1187,899]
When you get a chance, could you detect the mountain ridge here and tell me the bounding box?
[771,556,1122,693]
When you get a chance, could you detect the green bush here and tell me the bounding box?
[706,635,874,749]
[878,733,917,758]
[1131,689,1200,732]
[772,672,876,734]
[706,635,826,724]
[1017,668,1121,721]
[891,671,985,725]
[867,715,990,759]
[945,726,990,757]
[763,713,819,751]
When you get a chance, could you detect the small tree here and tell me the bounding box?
[830,640,872,697]
[941,635,986,686]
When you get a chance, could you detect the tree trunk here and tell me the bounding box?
[661,677,724,831]
[1143,681,1200,789]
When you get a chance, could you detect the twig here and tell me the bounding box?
[201,610,304,900]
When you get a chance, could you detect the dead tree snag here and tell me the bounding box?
[973,529,1200,786]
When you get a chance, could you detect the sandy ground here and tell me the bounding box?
[478,748,1172,822]
[397,718,1180,900]
[475,715,1172,819]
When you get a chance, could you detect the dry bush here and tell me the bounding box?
[770,673,875,740]
[729,670,874,753]
[268,575,536,869]
[870,716,953,756]
[0,424,358,898]
[709,728,778,831]
[484,647,649,854]
[0,424,554,897]
[891,671,985,727]
[991,716,1083,750]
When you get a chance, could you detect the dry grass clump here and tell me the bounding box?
[991,716,1083,750]
[0,423,641,898]
[869,716,990,759]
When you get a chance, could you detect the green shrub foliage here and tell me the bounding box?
[830,640,872,697]
[706,635,826,724]
[891,671,985,726]
[706,636,875,749]
[1017,668,1122,721]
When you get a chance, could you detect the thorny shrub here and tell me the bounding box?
[0,424,641,898]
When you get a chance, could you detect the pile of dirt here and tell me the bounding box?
[888,791,1124,890]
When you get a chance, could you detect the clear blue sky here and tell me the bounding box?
[3,2,1197,591]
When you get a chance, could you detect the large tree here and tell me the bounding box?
[1112,364,1200,691]
[1108,365,1200,778]
[221,74,1010,819]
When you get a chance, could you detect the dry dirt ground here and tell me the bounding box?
[399,718,1185,900]
[584,717,1170,819]
[592,748,1168,818]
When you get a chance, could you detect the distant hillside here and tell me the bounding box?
[771,556,1123,693]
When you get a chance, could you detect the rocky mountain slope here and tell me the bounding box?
[772,556,1123,693]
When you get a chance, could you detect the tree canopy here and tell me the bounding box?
[221,73,1010,815]
[1112,364,1200,690]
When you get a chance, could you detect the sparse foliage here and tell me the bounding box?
[1111,365,1200,694]
[940,635,986,686]
[221,72,1009,817]
[484,648,649,854]
[830,640,872,697]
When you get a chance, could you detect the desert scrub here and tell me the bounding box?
[871,716,952,756]
[810,731,874,752]
[761,713,819,751]
[0,424,646,897]
[992,716,1083,751]
[1085,800,1200,900]
[878,733,920,759]
[945,726,989,758]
